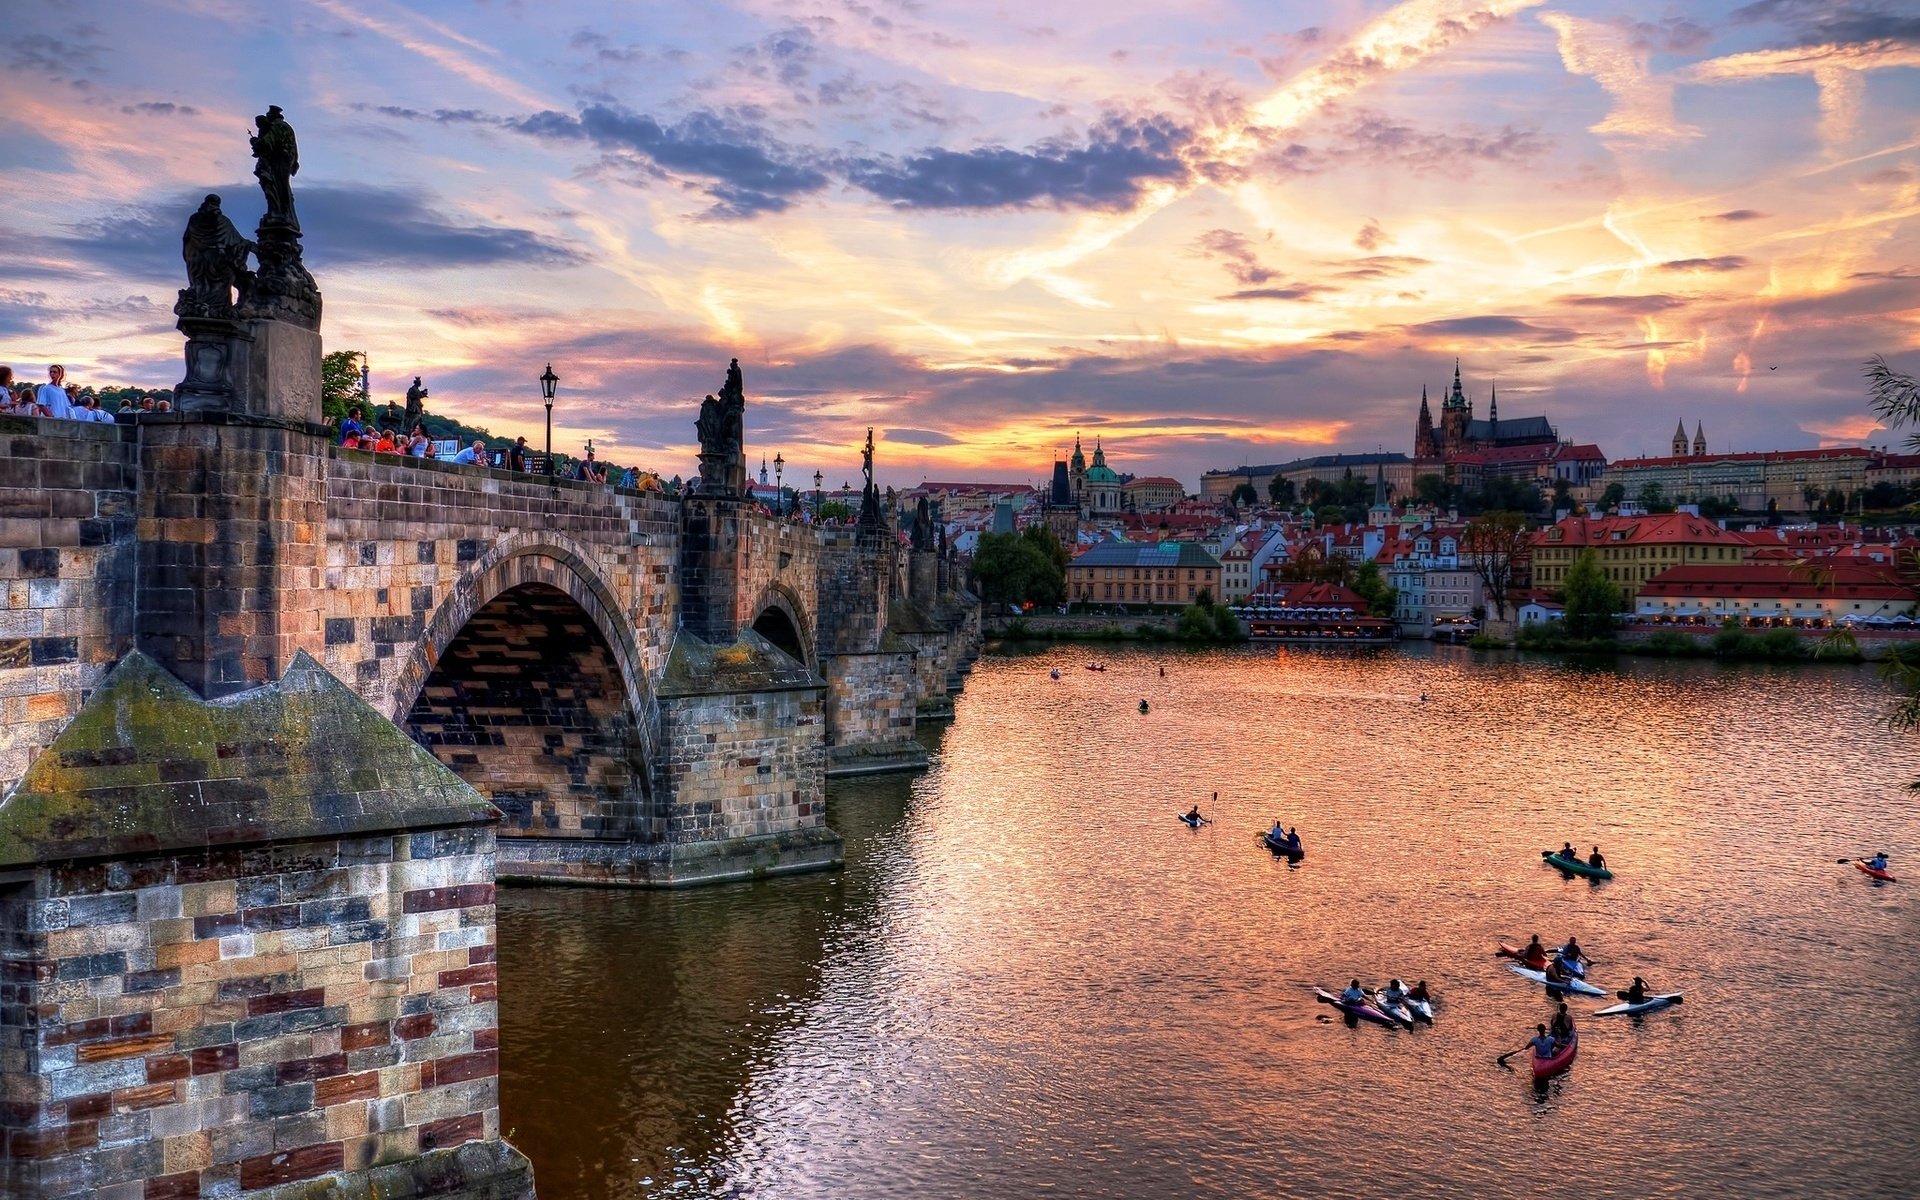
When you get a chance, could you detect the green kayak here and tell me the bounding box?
[1542,849,1613,879]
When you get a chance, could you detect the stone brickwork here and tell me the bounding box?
[0,417,138,793]
[0,652,532,1199]
[405,584,646,844]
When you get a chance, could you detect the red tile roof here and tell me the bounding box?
[1608,447,1878,470]
[1533,513,1745,548]
[1641,561,1914,600]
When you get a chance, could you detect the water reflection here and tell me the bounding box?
[502,645,1919,1200]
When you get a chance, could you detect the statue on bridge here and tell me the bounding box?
[244,104,320,328]
[858,428,882,530]
[175,194,255,318]
[911,495,932,552]
[696,357,748,495]
[405,377,428,429]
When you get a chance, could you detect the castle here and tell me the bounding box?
[1414,360,1559,458]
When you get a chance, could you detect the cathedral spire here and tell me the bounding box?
[1672,420,1688,457]
[1415,385,1436,459]
[1693,421,1706,457]
[1489,382,1499,425]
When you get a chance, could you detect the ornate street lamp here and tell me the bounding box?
[773,452,785,512]
[539,363,558,478]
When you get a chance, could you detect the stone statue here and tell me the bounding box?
[177,194,255,315]
[858,428,882,529]
[695,358,749,494]
[405,376,427,428]
[250,104,300,228]
[911,496,932,552]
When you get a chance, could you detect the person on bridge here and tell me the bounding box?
[338,405,364,446]
[509,436,529,472]
[452,439,486,466]
[574,448,606,484]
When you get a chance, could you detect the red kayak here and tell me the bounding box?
[1857,860,1897,883]
[1532,1032,1577,1081]
[1497,941,1549,970]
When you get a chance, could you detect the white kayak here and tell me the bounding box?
[1505,962,1608,998]
[1405,995,1434,1023]
[1371,992,1415,1027]
[1594,992,1683,1017]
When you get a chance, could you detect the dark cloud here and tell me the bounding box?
[1660,256,1748,272]
[120,101,199,118]
[510,104,830,219]
[1217,286,1328,302]
[1559,294,1692,314]
[1709,209,1767,222]
[845,113,1193,211]
[1730,0,1920,46]
[1610,16,1713,54]
[1193,229,1276,285]
[359,105,496,125]
[1330,255,1429,280]
[1406,316,1580,342]
[48,183,581,284]
[8,26,104,76]
[1355,219,1388,251]
[1264,109,1550,177]
[883,428,961,446]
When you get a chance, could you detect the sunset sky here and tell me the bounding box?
[3,0,1918,488]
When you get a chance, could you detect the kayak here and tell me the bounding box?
[1497,941,1550,970]
[1314,988,1395,1027]
[1371,992,1415,1027]
[1532,1032,1578,1081]
[1178,813,1210,828]
[1405,995,1434,1023]
[1505,962,1608,998]
[1594,992,1684,1017]
[1262,833,1304,860]
[1543,850,1614,880]
[1856,860,1897,883]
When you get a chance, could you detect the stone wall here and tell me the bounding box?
[0,652,531,1199]
[0,417,139,795]
[821,649,920,775]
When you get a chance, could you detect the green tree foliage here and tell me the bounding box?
[971,526,1067,608]
[1267,475,1296,506]
[1231,482,1258,508]
[1697,495,1740,518]
[1550,476,1573,513]
[1413,473,1451,507]
[321,350,364,425]
[1636,481,1673,513]
[817,500,852,521]
[1561,548,1620,640]
[1350,559,1397,618]
[94,384,173,410]
[1464,476,1542,516]
[1864,481,1911,510]
[1599,481,1626,511]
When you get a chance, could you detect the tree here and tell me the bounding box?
[1413,473,1451,507]
[321,349,365,425]
[1231,482,1258,508]
[1351,559,1397,618]
[1822,487,1847,514]
[1550,477,1573,514]
[1636,481,1672,513]
[1698,495,1740,518]
[1561,548,1620,640]
[1462,511,1530,622]
[1859,357,1920,784]
[1599,481,1625,511]
[970,529,1064,608]
[1267,475,1296,506]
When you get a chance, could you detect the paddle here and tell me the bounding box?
[1496,1045,1529,1067]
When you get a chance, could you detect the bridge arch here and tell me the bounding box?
[393,535,658,839]
[747,582,816,672]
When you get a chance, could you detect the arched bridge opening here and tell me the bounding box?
[405,582,652,842]
[751,604,809,667]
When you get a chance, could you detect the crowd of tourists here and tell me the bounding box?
[2,364,171,421]
[336,405,655,488]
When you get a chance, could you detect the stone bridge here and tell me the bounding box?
[0,412,979,888]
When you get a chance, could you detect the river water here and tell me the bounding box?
[499,645,1920,1199]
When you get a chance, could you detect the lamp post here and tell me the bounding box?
[814,469,823,514]
[773,452,784,513]
[539,363,557,479]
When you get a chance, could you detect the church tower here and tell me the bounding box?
[1487,382,1499,434]
[1693,422,1706,457]
[1414,385,1436,458]
[1440,359,1472,456]
[1672,420,1688,458]
[1069,434,1088,509]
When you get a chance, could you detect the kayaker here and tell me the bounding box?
[1559,841,1577,861]
[1382,979,1408,1007]
[1524,934,1547,966]
[1588,846,1607,869]
[1340,980,1366,1005]
[1286,828,1302,853]
[1869,852,1889,872]
[1270,820,1287,843]
[1624,976,1649,1004]
[1528,1023,1557,1059]
[1560,935,1586,964]
[1408,980,1432,1005]
[1542,958,1568,985]
[1550,1001,1575,1044]
[1184,805,1203,824]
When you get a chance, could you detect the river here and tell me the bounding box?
[499,644,1919,1199]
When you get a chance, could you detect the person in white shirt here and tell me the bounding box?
[451,439,485,465]
[36,366,74,419]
